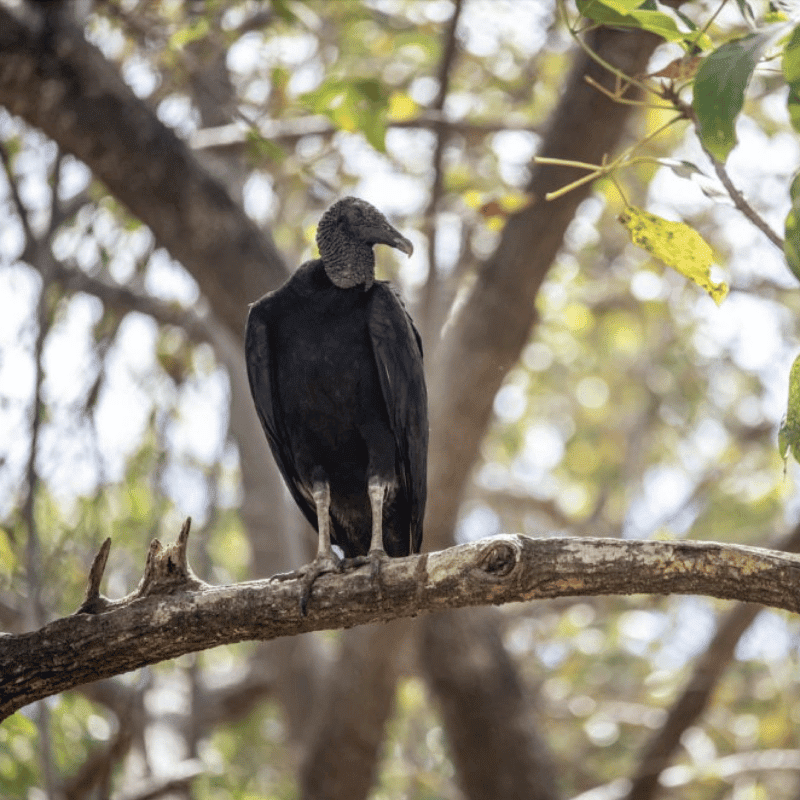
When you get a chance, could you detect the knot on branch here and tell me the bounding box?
[476,536,521,579]
[76,518,205,615]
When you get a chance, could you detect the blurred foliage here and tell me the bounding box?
[2,0,800,799]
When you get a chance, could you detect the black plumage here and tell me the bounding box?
[245,197,427,612]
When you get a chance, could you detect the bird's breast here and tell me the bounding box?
[273,299,386,448]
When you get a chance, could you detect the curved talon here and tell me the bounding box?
[290,549,389,615]
[270,568,305,583]
[297,555,342,616]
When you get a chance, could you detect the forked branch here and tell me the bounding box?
[3,522,800,721]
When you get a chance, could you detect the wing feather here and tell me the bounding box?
[245,300,319,532]
[367,283,428,553]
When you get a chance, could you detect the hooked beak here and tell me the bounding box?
[365,224,414,257]
[390,232,414,257]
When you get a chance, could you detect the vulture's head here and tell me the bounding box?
[316,197,413,289]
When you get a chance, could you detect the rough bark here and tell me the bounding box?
[0,5,286,336]
[4,531,800,722]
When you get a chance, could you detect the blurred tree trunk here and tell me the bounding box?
[299,620,414,800]
[420,609,560,800]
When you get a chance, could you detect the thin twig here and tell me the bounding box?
[710,157,784,250]
[52,261,216,344]
[536,114,684,200]
[189,115,544,152]
[584,74,674,110]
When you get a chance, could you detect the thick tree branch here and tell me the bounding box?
[3,527,800,722]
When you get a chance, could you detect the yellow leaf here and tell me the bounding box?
[0,531,15,575]
[388,92,418,121]
[332,106,358,133]
[463,189,483,209]
[486,215,504,232]
[500,191,531,212]
[619,206,727,305]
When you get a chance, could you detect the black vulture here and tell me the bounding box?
[245,197,427,613]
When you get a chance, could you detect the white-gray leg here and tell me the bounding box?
[282,480,340,616]
[367,476,387,556]
[312,481,335,562]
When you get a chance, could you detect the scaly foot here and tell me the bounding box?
[341,549,388,601]
[272,554,342,616]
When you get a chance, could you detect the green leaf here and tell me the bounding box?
[576,0,708,46]
[783,25,800,133]
[779,354,800,465]
[270,0,299,23]
[618,206,728,304]
[301,77,388,151]
[693,29,779,162]
[168,17,209,50]
[246,130,287,164]
[784,170,800,281]
[0,531,16,578]
[581,0,647,14]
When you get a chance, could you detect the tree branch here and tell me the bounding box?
[187,113,542,152]
[710,157,784,250]
[3,525,800,722]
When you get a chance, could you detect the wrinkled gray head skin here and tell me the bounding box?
[316,197,413,289]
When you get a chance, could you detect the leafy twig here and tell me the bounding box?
[534,114,683,200]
